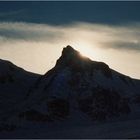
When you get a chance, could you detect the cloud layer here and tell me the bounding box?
[0,21,140,79]
[0,22,140,51]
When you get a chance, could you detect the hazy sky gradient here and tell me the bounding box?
[0,2,140,79]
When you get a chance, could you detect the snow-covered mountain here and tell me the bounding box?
[0,45,140,138]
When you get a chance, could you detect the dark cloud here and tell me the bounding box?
[0,22,140,52]
[0,2,140,25]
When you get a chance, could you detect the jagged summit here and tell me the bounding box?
[55,45,91,68]
[62,45,77,56]
[59,45,82,60]
[61,45,83,58]
[55,45,111,77]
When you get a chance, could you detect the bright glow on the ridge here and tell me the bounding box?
[71,41,99,60]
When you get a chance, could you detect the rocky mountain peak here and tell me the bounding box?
[60,45,82,61]
[55,45,91,68]
[54,45,111,78]
[61,45,79,57]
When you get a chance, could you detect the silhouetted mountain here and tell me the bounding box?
[0,59,41,123]
[0,46,140,138]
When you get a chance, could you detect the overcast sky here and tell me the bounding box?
[0,1,140,79]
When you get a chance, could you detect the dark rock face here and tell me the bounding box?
[55,46,112,79]
[78,88,130,121]
[56,45,90,70]
[19,109,52,122]
[132,94,140,104]
[47,99,70,119]
[92,62,112,78]
[0,74,14,84]
[119,75,134,85]
[56,46,81,66]
[0,123,16,132]
[18,99,70,122]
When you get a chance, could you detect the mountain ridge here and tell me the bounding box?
[0,45,140,138]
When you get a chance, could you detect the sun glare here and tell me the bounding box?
[72,42,99,61]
